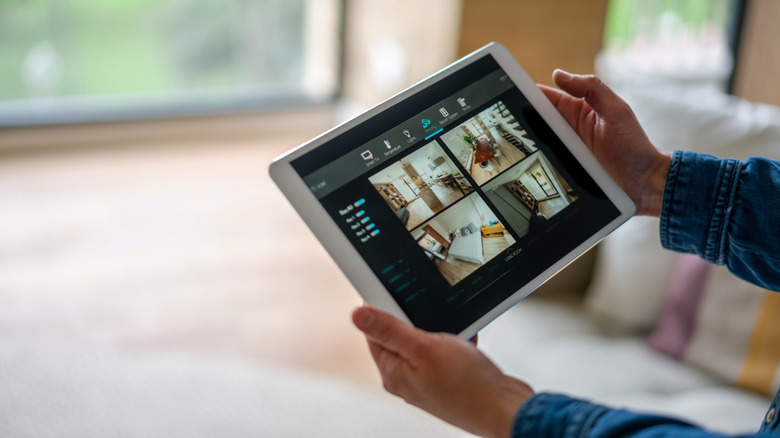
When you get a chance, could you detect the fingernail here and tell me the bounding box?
[554,69,573,80]
[353,307,375,331]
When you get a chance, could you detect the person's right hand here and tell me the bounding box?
[539,70,671,217]
[352,306,533,438]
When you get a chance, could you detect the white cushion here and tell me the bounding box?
[583,85,780,333]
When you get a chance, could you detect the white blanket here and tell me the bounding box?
[0,341,470,438]
[448,233,484,264]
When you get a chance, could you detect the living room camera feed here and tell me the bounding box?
[441,101,538,186]
[481,151,579,239]
[410,193,516,286]
[369,141,474,231]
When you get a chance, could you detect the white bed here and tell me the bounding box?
[447,233,484,264]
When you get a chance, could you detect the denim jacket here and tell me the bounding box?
[512,151,780,437]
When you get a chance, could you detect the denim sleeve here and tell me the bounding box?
[513,393,778,438]
[660,151,780,291]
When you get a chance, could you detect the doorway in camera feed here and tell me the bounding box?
[480,150,579,239]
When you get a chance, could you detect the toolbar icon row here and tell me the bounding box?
[359,97,468,162]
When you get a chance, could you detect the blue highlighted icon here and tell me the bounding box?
[366,223,376,230]
[370,229,380,237]
[355,210,365,217]
[421,119,431,129]
[354,198,365,207]
[360,217,371,224]
[424,128,443,140]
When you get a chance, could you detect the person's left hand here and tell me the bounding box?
[352,306,533,438]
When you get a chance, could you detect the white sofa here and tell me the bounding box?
[481,294,771,433]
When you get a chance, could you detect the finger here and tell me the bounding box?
[551,69,627,120]
[352,306,428,360]
[366,337,401,369]
[539,83,591,135]
[366,339,413,396]
[538,83,567,105]
[468,333,478,346]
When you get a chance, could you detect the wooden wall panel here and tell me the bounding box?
[458,0,609,86]
[732,0,780,106]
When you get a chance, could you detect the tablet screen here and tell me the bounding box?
[291,54,621,333]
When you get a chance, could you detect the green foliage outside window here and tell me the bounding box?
[0,0,305,101]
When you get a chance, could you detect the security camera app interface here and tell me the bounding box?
[292,55,620,333]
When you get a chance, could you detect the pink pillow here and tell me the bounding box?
[648,254,780,396]
[647,254,711,358]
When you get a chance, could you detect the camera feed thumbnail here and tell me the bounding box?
[481,151,579,239]
[369,141,474,231]
[441,101,537,186]
[411,193,516,286]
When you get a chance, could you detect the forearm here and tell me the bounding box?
[660,151,780,291]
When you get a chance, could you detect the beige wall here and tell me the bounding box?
[458,0,608,86]
[340,0,463,109]
[731,0,780,106]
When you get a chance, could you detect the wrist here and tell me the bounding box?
[635,150,672,217]
[484,378,534,438]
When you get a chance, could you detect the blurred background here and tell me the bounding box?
[1,0,779,436]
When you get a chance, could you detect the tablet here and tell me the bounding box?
[269,42,635,338]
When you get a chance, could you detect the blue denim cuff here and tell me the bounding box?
[512,393,726,437]
[660,150,742,265]
[759,388,780,433]
[512,393,608,438]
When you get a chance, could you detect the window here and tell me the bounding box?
[0,0,341,126]
[599,0,735,88]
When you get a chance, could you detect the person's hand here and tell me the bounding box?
[539,70,672,216]
[352,306,533,438]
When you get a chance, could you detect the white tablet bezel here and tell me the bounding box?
[269,42,635,339]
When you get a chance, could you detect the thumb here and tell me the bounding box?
[552,69,626,120]
[352,306,429,359]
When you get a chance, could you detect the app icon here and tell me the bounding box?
[361,150,373,160]
[439,107,449,117]
[457,97,467,107]
[402,129,411,138]
[421,119,431,129]
[383,139,392,149]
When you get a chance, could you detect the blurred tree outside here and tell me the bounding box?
[600,0,733,87]
[603,0,730,49]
